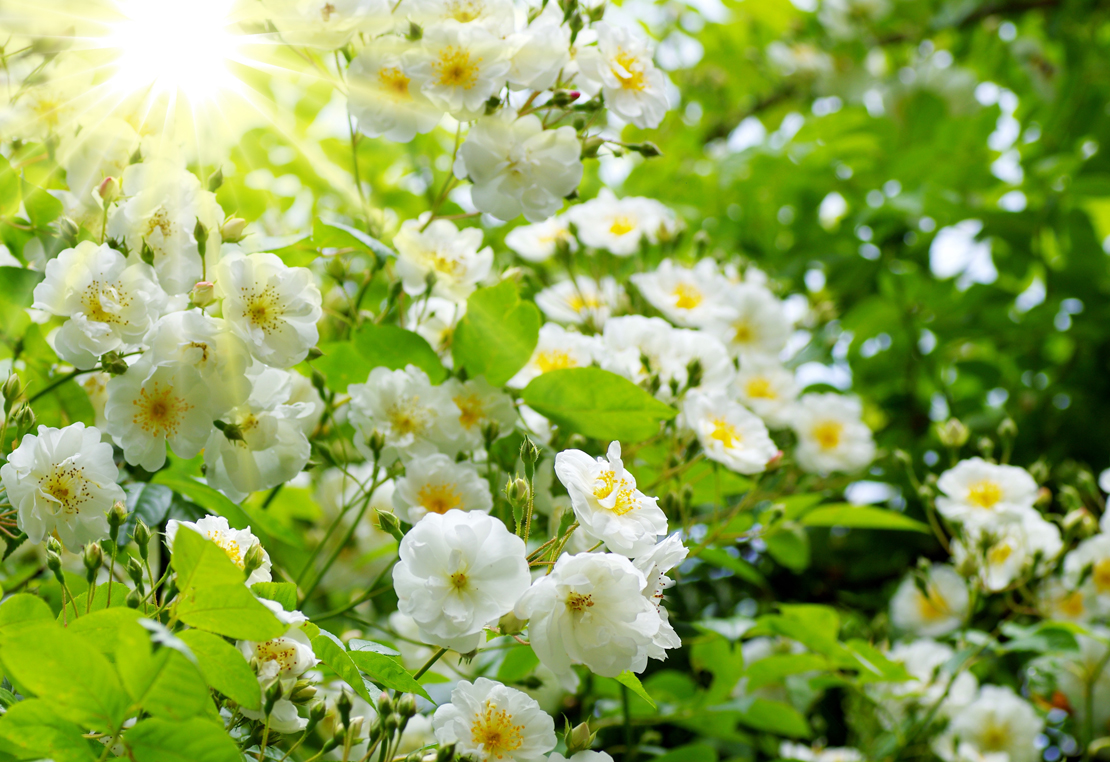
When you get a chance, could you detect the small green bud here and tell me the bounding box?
[520,438,540,466]
[684,358,702,390]
[977,437,995,458]
[189,280,216,308]
[219,215,247,243]
[337,690,353,727]
[193,218,208,258]
[83,542,103,577]
[243,543,266,577]
[140,239,155,266]
[407,20,423,40]
[2,374,22,413]
[629,141,662,157]
[368,429,387,459]
[385,712,401,733]
[126,588,142,608]
[481,421,501,448]
[307,346,324,361]
[47,536,63,555]
[565,721,596,754]
[581,136,606,159]
[100,351,130,376]
[14,403,35,433]
[290,681,318,703]
[397,693,417,718]
[213,418,245,442]
[498,610,526,637]
[307,701,327,733]
[997,417,1017,439]
[483,95,501,116]
[321,727,346,754]
[96,176,121,205]
[264,680,283,715]
[107,500,128,542]
[377,691,394,716]
[504,477,529,509]
[127,556,145,587]
[935,418,970,448]
[207,167,224,192]
[376,509,405,542]
[436,742,457,762]
[46,549,63,575]
[133,520,151,559]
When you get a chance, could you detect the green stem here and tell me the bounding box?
[413,647,448,680]
[621,684,635,762]
[299,473,382,606]
[95,729,122,762]
[28,369,84,404]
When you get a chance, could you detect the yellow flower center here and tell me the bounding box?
[378,66,411,98]
[206,530,246,568]
[592,470,638,515]
[609,215,636,236]
[568,293,602,313]
[987,542,1013,566]
[535,349,577,374]
[131,381,191,438]
[979,722,1008,752]
[811,420,843,450]
[1093,559,1110,594]
[1058,590,1086,618]
[613,49,646,91]
[417,482,463,515]
[745,377,777,400]
[256,638,299,674]
[446,0,483,22]
[38,465,90,515]
[432,46,481,90]
[671,282,702,310]
[454,394,485,430]
[566,592,595,612]
[242,284,282,334]
[915,585,951,622]
[471,701,524,759]
[320,2,337,21]
[733,320,755,344]
[145,207,174,240]
[450,571,469,590]
[967,480,1003,509]
[709,418,741,449]
[387,401,427,437]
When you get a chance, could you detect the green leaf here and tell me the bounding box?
[316,323,446,391]
[170,526,247,592]
[252,582,299,611]
[0,156,20,217]
[314,218,397,260]
[177,630,262,711]
[615,670,656,709]
[764,524,810,573]
[0,266,43,339]
[0,593,53,637]
[496,645,539,684]
[453,280,541,386]
[650,744,718,762]
[696,547,767,587]
[521,367,677,442]
[799,504,930,533]
[0,698,100,762]
[20,179,63,227]
[311,342,370,393]
[115,621,211,721]
[174,583,286,641]
[312,633,374,704]
[347,650,432,701]
[67,607,143,658]
[124,718,243,762]
[743,653,830,690]
[733,697,810,738]
[122,483,174,543]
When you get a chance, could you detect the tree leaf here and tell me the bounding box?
[764,524,811,573]
[0,698,100,762]
[316,323,446,391]
[252,582,299,612]
[67,607,143,658]
[124,718,242,762]
[314,218,397,260]
[453,280,541,386]
[615,670,656,709]
[522,367,677,442]
[0,593,54,637]
[177,630,262,711]
[170,526,246,592]
[733,697,810,739]
[799,504,930,533]
[20,179,62,227]
[347,650,432,701]
[115,621,211,721]
[312,633,374,704]
[174,584,286,641]
[743,653,830,690]
[122,483,175,543]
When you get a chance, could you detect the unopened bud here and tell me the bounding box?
[378,692,394,717]
[407,20,423,40]
[481,421,501,447]
[504,477,529,509]
[565,721,596,754]
[243,543,266,577]
[936,418,970,448]
[977,437,995,458]
[83,542,103,577]
[685,358,702,390]
[290,680,317,703]
[367,429,387,458]
[997,417,1017,439]
[213,419,245,442]
[322,727,346,754]
[483,95,501,116]
[46,549,63,575]
[498,610,526,637]
[100,351,129,376]
[437,742,457,762]
[376,509,405,542]
[97,176,120,204]
[3,374,23,412]
[520,438,540,466]
[307,701,327,733]
[581,136,605,159]
[219,216,247,243]
[126,587,142,608]
[551,89,581,108]
[348,716,365,739]
[193,219,208,258]
[307,346,324,361]
[47,536,63,555]
[1063,507,1098,537]
[337,690,353,727]
[207,167,224,192]
[629,141,662,157]
[107,500,128,541]
[397,693,417,718]
[190,280,217,308]
[14,403,35,433]
[140,239,155,266]
[385,712,401,733]
[133,520,151,559]
[127,556,145,587]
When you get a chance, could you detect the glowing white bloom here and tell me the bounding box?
[455,113,582,223]
[779,743,863,762]
[145,311,251,417]
[506,4,571,90]
[263,0,392,48]
[629,259,731,328]
[107,157,223,294]
[732,359,798,428]
[402,0,516,34]
[393,453,493,523]
[348,365,464,460]
[577,23,670,128]
[1037,577,1098,623]
[535,276,623,327]
[504,217,577,263]
[951,512,1061,592]
[1063,533,1110,614]
[104,359,214,472]
[349,39,443,143]
[555,442,667,557]
[57,118,139,207]
[507,323,600,389]
[935,458,1039,527]
[934,685,1043,762]
[204,366,315,502]
[215,252,323,368]
[432,678,556,762]
[889,564,969,637]
[790,393,875,474]
[633,534,688,660]
[0,423,122,549]
[165,516,272,586]
[394,511,530,651]
[406,23,511,120]
[393,217,493,302]
[237,602,317,734]
[566,190,675,256]
[515,551,664,690]
[870,639,977,726]
[598,316,731,400]
[682,392,778,475]
[706,284,792,359]
[443,376,517,450]
[32,241,168,370]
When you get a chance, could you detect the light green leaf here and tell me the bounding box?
[0,156,20,217]
[154,473,253,536]
[495,645,539,684]
[743,653,830,690]
[0,593,53,637]
[20,179,62,227]
[799,504,930,533]
[316,323,446,391]
[650,744,718,762]
[314,218,397,260]
[348,650,432,701]
[177,630,262,711]
[175,584,286,641]
[252,581,299,612]
[115,621,210,721]
[453,280,541,386]
[522,367,677,442]
[67,607,143,658]
[0,698,99,762]
[733,697,810,738]
[170,526,246,592]
[312,633,374,704]
[0,266,43,339]
[615,670,656,709]
[124,717,242,762]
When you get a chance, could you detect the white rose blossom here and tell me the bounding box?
[406,23,511,120]
[935,457,1039,528]
[633,533,688,660]
[237,601,318,734]
[934,685,1043,762]
[349,38,443,143]
[348,365,464,460]
[392,453,493,524]
[535,275,624,327]
[443,376,517,450]
[889,563,969,637]
[504,216,577,263]
[790,393,875,474]
[682,391,778,475]
[393,217,493,302]
[577,23,671,129]
[1063,533,1110,614]
[507,323,600,388]
[566,189,675,256]
[706,283,793,359]
[951,511,1062,592]
[432,678,556,762]
[630,259,731,328]
[732,359,798,429]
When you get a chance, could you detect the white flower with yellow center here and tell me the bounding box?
[237,600,317,734]
[933,686,1043,762]
[260,0,393,48]
[349,39,443,143]
[406,296,466,358]
[554,441,667,557]
[433,678,556,762]
[32,241,169,370]
[733,358,798,428]
[107,157,223,294]
[515,551,664,690]
[0,422,123,549]
[145,311,252,417]
[165,516,273,585]
[566,189,676,256]
[454,112,583,223]
[706,283,793,359]
[406,23,512,120]
[869,639,978,727]
[393,453,493,523]
[889,564,969,637]
[104,359,214,472]
[576,23,671,129]
[1063,533,1110,615]
[508,323,601,389]
[778,743,864,762]
[393,216,494,302]
[348,365,465,461]
[633,534,688,660]
[505,2,571,90]
[504,216,578,263]
[535,275,624,327]
[1037,577,1098,623]
[443,376,517,450]
[630,259,731,328]
[402,0,516,34]
[215,251,324,369]
[935,458,1039,528]
[951,512,1061,592]
[393,511,530,652]
[203,366,315,502]
[790,393,875,474]
[682,392,778,475]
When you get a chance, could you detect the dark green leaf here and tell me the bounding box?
[348,650,432,701]
[177,630,262,711]
[312,633,374,704]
